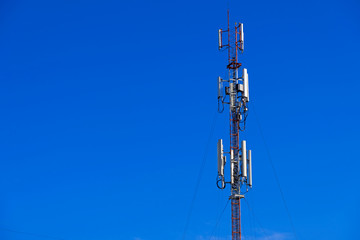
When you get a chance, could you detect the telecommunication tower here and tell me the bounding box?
[216,10,252,240]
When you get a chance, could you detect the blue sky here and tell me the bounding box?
[0,0,359,240]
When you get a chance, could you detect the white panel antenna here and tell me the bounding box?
[243,68,249,101]
[218,29,222,50]
[241,140,247,178]
[217,139,224,176]
[247,149,252,187]
[218,76,222,99]
[240,23,244,50]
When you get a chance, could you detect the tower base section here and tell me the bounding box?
[231,197,241,240]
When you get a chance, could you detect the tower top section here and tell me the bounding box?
[218,10,244,70]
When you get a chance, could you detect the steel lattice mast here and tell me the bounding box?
[216,10,252,240]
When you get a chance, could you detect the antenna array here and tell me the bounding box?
[216,10,252,240]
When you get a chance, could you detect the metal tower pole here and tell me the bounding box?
[216,10,252,240]
[229,42,242,240]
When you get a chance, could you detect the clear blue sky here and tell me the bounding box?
[0,0,359,240]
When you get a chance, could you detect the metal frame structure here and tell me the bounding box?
[216,10,252,240]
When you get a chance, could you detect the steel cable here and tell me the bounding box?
[243,198,271,240]
[209,199,230,240]
[250,102,299,240]
[181,111,218,240]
